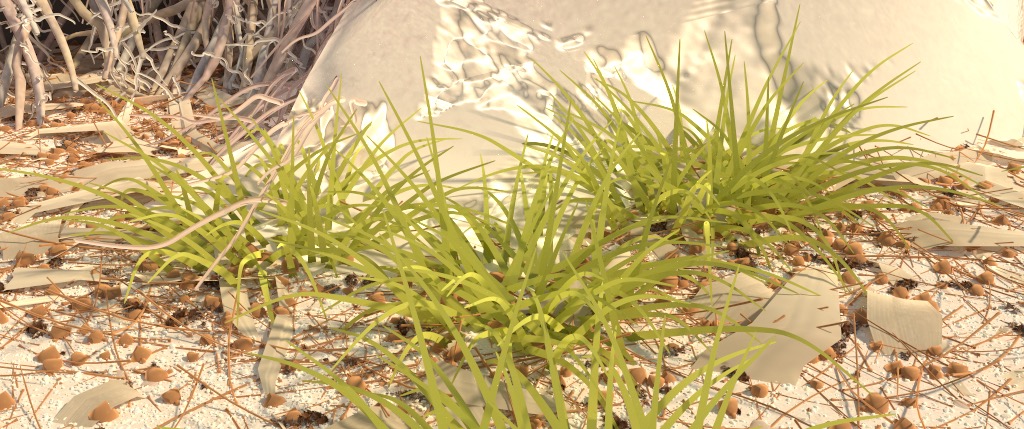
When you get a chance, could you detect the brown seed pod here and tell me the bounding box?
[850,308,869,327]
[28,304,49,318]
[947,361,970,377]
[126,309,145,320]
[95,283,122,300]
[185,352,201,362]
[791,255,807,267]
[976,270,995,285]
[984,256,999,267]
[203,295,221,310]
[877,231,902,247]
[68,296,94,313]
[663,371,677,384]
[628,367,648,385]
[868,340,884,352]
[41,358,63,373]
[445,343,463,363]
[88,401,119,422]
[934,176,955,186]
[926,363,945,379]
[848,252,868,265]
[162,389,181,405]
[0,391,15,410]
[722,396,739,418]
[284,409,303,423]
[926,345,943,356]
[969,284,986,296]
[932,258,953,275]
[232,337,256,352]
[132,346,153,364]
[490,271,506,282]
[841,270,859,286]
[249,304,267,319]
[659,276,679,290]
[930,197,953,212]
[87,329,105,344]
[900,366,923,381]
[807,379,825,390]
[199,334,215,346]
[749,383,770,398]
[117,333,134,347]
[860,392,890,413]
[891,286,909,299]
[46,244,68,257]
[36,346,60,362]
[899,396,920,408]
[1001,247,1019,258]
[69,352,89,366]
[346,375,367,390]
[992,214,1011,226]
[144,366,170,382]
[44,320,70,338]
[98,351,111,360]
[873,273,890,285]
[15,251,37,268]
[264,393,286,407]
[783,242,802,256]
[368,291,387,303]
[273,306,291,315]
[884,361,903,377]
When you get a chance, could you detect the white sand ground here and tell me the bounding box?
[1,1,1024,428]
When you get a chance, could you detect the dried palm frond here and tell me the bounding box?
[0,0,358,132]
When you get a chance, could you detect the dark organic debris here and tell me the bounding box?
[26,319,49,338]
[277,409,330,427]
[1009,322,1024,337]
[164,307,202,327]
[893,278,919,290]
[612,412,631,429]
[649,221,671,234]
[830,338,849,357]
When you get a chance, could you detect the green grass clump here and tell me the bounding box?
[526,25,965,270]
[24,21,977,429]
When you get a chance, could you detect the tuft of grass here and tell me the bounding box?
[524,23,969,273]
[22,19,981,429]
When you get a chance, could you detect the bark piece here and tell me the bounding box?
[694,268,841,384]
[5,268,98,291]
[866,291,942,352]
[257,313,293,395]
[52,380,141,427]
[686,273,775,325]
[896,213,1024,248]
